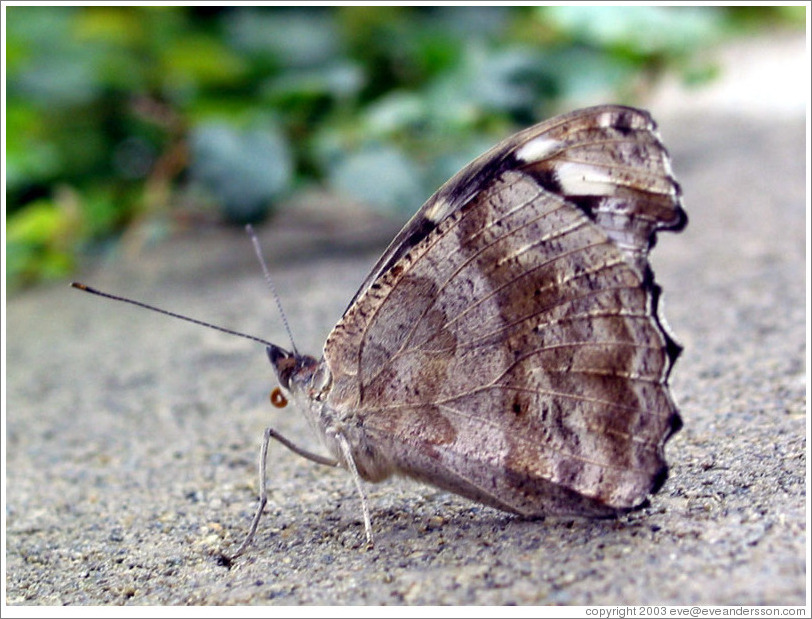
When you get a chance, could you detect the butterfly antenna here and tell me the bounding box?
[70,283,275,348]
[245,224,299,356]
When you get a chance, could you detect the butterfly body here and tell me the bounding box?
[268,105,685,528]
[269,344,401,484]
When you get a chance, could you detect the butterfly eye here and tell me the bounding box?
[270,387,288,408]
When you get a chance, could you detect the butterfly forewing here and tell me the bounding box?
[322,105,684,516]
[346,105,684,311]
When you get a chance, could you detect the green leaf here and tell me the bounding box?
[160,34,247,89]
[7,200,68,244]
[189,117,293,223]
[542,6,723,58]
[329,144,427,214]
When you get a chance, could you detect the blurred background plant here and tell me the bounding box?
[4,5,804,290]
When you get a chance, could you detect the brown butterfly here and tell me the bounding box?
[246,104,685,554]
[76,104,686,558]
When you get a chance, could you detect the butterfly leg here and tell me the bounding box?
[226,426,338,560]
[334,430,374,547]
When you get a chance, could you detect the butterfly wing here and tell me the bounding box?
[323,105,685,516]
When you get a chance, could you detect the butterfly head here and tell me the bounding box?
[266,344,329,403]
[266,344,296,389]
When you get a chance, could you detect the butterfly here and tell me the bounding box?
[74,104,686,559]
[235,104,686,555]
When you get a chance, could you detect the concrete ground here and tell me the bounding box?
[5,35,808,606]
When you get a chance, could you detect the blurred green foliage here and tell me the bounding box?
[5,5,803,289]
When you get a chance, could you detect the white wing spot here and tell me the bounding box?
[597,112,616,128]
[556,162,617,195]
[516,137,562,163]
[424,198,453,223]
